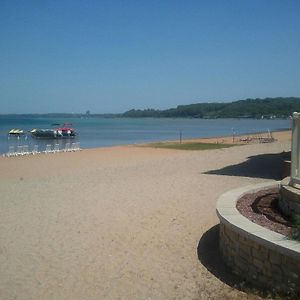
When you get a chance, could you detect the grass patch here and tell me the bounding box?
[148,142,236,150]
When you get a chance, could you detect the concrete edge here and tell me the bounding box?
[216,181,300,260]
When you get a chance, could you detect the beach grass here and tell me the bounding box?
[147,141,236,150]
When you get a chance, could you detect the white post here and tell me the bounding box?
[290,112,300,188]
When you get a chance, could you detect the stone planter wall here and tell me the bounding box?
[279,177,300,216]
[216,182,300,295]
[282,160,291,179]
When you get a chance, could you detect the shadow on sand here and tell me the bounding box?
[203,152,288,180]
[197,225,242,288]
[198,222,298,299]
[197,225,267,297]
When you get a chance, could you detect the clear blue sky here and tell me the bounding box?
[0,0,299,113]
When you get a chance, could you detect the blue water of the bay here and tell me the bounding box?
[0,116,291,154]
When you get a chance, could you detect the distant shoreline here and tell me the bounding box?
[0,115,292,120]
[1,97,300,119]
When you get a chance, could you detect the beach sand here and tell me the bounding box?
[0,130,291,299]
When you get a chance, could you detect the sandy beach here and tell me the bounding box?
[0,130,292,299]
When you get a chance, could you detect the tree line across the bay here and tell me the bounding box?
[122,97,300,119]
[1,97,299,119]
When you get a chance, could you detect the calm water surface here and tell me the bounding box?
[0,117,291,154]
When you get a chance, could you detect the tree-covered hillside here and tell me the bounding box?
[122,97,300,118]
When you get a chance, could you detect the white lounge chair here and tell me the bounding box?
[22,145,30,155]
[16,145,24,156]
[64,142,71,152]
[5,146,16,157]
[32,145,39,155]
[71,142,80,151]
[44,144,52,154]
[53,144,60,153]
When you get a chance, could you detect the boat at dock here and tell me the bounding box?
[31,123,76,139]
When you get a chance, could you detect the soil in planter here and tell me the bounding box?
[236,187,294,236]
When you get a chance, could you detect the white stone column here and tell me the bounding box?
[290,112,300,188]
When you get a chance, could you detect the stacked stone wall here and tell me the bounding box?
[219,223,300,293]
[217,182,300,296]
[280,177,300,216]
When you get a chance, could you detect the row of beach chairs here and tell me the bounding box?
[239,136,275,144]
[3,142,81,157]
[238,131,275,144]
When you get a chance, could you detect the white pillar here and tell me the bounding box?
[290,112,300,188]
